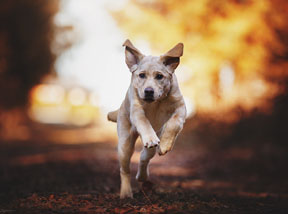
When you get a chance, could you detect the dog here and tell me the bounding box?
[107,39,187,198]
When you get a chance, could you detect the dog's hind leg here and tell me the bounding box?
[136,147,156,182]
[118,121,138,198]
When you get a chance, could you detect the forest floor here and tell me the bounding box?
[0,131,287,213]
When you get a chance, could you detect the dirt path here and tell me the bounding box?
[0,139,287,213]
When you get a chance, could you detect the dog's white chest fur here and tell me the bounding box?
[143,100,174,132]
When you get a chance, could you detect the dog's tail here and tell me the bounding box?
[107,109,119,123]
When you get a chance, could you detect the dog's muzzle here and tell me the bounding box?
[144,87,154,102]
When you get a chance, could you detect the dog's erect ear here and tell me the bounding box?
[123,39,144,72]
[160,43,183,71]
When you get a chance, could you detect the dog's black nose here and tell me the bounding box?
[144,87,154,97]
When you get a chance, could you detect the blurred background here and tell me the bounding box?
[0,0,288,212]
[1,0,288,143]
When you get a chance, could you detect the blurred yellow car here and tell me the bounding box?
[29,84,100,127]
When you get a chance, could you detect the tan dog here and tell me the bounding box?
[108,40,186,198]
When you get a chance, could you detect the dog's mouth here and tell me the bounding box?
[143,97,154,103]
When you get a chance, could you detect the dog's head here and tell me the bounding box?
[123,39,183,103]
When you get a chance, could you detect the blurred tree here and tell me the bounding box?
[0,0,59,109]
[0,0,75,141]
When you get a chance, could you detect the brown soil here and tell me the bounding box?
[0,137,287,214]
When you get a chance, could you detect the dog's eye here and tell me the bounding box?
[155,74,164,80]
[139,73,146,79]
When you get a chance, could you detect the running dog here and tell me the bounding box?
[108,39,186,198]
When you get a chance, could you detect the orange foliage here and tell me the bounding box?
[112,0,288,121]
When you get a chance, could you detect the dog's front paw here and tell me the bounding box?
[158,140,173,156]
[142,133,160,148]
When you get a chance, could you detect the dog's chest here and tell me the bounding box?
[144,102,173,131]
